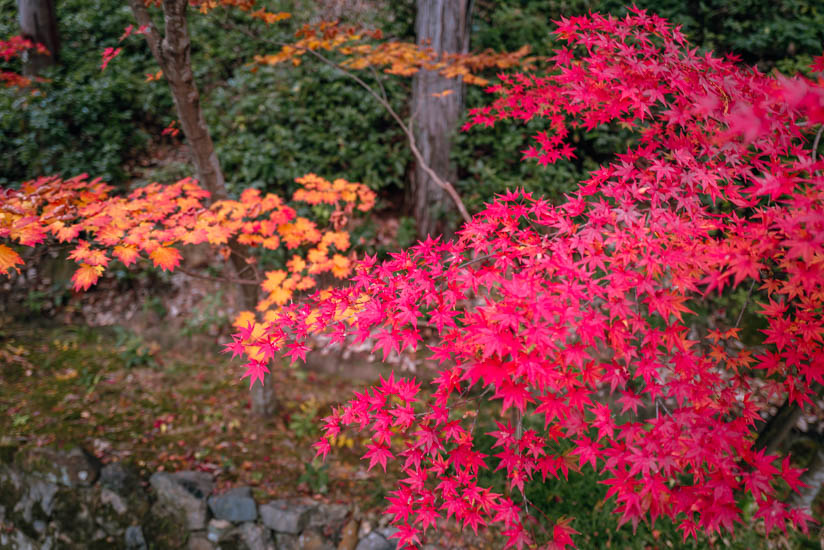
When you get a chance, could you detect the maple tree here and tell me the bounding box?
[0,172,374,326]
[4,3,824,549]
[221,8,824,550]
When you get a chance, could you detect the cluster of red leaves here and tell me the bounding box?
[0,35,49,88]
[0,173,374,320]
[253,21,534,86]
[231,8,824,549]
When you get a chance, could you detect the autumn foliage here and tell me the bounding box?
[220,8,824,550]
[4,3,824,549]
[0,173,374,323]
[254,20,535,87]
[0,35,48,87]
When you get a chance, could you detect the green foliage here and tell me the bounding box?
[114,327,158,369]
[288,399,320,440]
[396,217,417,248]
[298,459,329,494]
[180,291,230,339]
[597,0,824,73]
[0,0,169,187]
[207,62,410,197]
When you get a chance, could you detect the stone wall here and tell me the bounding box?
[0,444,403,550]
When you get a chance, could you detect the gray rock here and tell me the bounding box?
[297,529,334,550]
[26,477,59,519]
[189,532,216,550]
[260,499,315,534]
[150,471,214,530]
[207,518,232,542]
[208,486,257,522]
[100,488,128,515]
[235,522,275,550]
[24,447,101,487]
[125,525,148,550]
[307,503,349,531]
[0,529,40,550]
[375,527,398,548]
[355,532,393,550]
[275,532,299,550]
[100,462,140,495]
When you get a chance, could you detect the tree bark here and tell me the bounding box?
[17,0,59,76]
[788,445,824,512]
[128,0,225,199]
[128,0,272,416]
[755,397,804,456]
[410,0,471,238]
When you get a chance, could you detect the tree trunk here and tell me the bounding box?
[755,397,804,456]
[410,0,471,238]
[17,0,59,76]
[128,0,272,416]
[788,445,824,512]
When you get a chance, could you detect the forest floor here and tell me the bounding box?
[0,320,402,503]
[2,318,824,550]
[3,246,824,549]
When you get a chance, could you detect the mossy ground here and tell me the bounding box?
[0,321,381,503]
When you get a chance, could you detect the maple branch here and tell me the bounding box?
[297,52,472,223]
[813,124,823,165]
[734,278,756,329]
[458,253,495,269]
[368,63,389,104]
[175,264,260,286]
[221,20,472,224]
[127,0,164,64]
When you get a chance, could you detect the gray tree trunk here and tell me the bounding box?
[410,0,471,238]
[128,0,272,416]
[788,446,824,512]
[17,0,59,76]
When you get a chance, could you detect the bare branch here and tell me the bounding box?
[175,264,260,286]
[222,20,472,224]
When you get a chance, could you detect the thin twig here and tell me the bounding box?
[175,265,260,286]
[813,125,823,165]
[368,63,389,104]
[735,278,756,328]
[221,19,472,223]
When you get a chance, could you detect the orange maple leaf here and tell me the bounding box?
[149,246,182,271]
[112,245,140,267]
[0,244,23,274]
[71,264,104,291]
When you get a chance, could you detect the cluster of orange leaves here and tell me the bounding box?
[0,173,374,322]
[253,21,535,86]
[141,0,289,20]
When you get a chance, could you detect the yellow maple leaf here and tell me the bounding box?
[262,270,287,293]
[331,254,351,277]
[233,310,257,329]
[287,255,307,273]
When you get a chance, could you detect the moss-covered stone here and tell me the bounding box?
[0,439,19,465]
[142,500,189,550]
